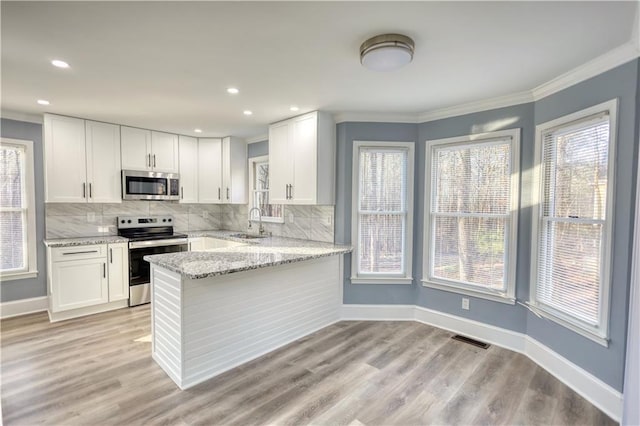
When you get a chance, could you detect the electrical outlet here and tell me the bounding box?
[87,212,96,223]
[288,213,295,223]
[462,298,470,310]
[202,211,209,219]
[326,215,332,226]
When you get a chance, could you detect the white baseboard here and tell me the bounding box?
[341,303,623,422]
[0,296,48,319]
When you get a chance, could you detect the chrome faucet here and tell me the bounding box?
[248,207,265,235]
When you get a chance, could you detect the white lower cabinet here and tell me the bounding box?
[48,243,129,321]
[107,243,129,301]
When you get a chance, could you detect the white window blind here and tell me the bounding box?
[1,143,29,273]
[352,142,414,283]
[535,111,612,331]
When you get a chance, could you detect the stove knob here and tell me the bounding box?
[127,220,132,223]
[168,218,172,222]
[120,220,125,224]
[162,218,167,222]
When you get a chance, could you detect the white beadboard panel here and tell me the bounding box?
[180,256,342,388]
[151,266,183,388]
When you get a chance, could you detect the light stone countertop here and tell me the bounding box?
[44,235,130,247]
[144,233,352,279]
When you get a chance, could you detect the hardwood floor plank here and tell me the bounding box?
[0,306,617,426]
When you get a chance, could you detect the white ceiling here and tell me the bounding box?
[1,1,638,139]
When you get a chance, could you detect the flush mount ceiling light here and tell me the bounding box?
[360,33,415,72]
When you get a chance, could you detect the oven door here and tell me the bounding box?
[122,170,180,200]
[128,240,187,306]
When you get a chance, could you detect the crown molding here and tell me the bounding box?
[333,111,420,124]
[417,90,533,123]
[532,41,640,101]
[246,134,268,144]
[1,110,43,124]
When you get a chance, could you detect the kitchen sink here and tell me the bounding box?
[230,233,268,239]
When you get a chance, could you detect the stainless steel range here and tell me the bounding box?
[118,215,188,306]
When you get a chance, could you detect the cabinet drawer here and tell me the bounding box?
[52,245,106,262]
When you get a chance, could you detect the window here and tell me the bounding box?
[351,141,414,284]
[1,138,37,280]
[423,129,520,302]
[530,100,617,346]
[248,156,283,223]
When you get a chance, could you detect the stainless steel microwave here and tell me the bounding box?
[122,170,180,201]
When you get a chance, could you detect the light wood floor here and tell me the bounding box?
[1,305,615,425]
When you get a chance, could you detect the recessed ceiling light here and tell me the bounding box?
[37,99,50,105]
[194,128,202,133]
[290,106,299,112]
[227,87,239,94]
[243,110,253,116]
[51,59,70,69]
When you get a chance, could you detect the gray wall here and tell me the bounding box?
[1,118,47,302]
[526,59,639,391]
[336,59,639,391]
[248,140,268,158]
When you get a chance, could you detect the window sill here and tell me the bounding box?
[351,277,413,285]
[421,279,515,305]
[526,302,609,347]
[249,217,284,224]
[1,270,39,281]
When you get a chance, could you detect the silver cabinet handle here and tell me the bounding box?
[109,248,113,263]
[289,184,293,200]
[218,187,221,200]
[63,250,98,255]
[285,184,289,199]
[147,154,151,167]
[103,263,106,278]
[226,187,230,200]
[181,186,184,200]
[89,183,92,198]
[189,242,192,251]
[153,154,156,167]
[83,182,86,198]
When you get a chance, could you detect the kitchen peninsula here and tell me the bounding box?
[144,232,351,389]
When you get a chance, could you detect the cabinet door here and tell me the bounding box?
[268,121,291,204]
[44,114,87,203]
[85,121,122,203]
[121,126,152,171]
[107,243,129,302]
[178,136,198,203]
[222,137,248,204]
[51,258,109,312]
[198,138,223,203]
[290,113,318,204]
[151,131,179,173]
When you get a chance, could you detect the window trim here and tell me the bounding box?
[351,141,415,285]
[421,129,521,303]
[247,155,284,224]
[529,99,618,347]
[0,137,38,281]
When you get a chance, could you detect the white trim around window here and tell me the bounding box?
[351,141,414,285]
[248,155,284,224]
[529,99,618,347]
[422,129,521,304]
[0,137,38,281]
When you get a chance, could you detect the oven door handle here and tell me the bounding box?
[129,238,188,249]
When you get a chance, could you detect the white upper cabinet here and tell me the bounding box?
[44,114,121,203]
[178,135,198,203]
[222,137,247,204]
[121,126,179,173]
[198,138,224,203]
[120,126,151,171]
[44,115,87,203]
[151,131,179,173]
[85,121,121,203]
[268,111,335,205]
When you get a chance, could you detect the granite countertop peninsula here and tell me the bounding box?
[44,235,130,247]
[145,232,352,279]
